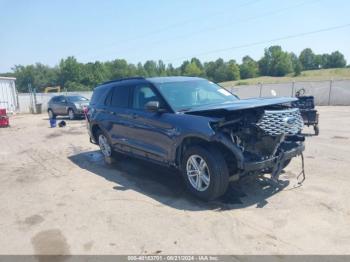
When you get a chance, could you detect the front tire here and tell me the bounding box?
[181,145,229,201]
[68,108,75,120]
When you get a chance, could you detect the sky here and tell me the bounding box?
[0,0,350,72]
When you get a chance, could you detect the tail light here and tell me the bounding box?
[83,106,90,121]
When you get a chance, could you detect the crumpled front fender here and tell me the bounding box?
[210,132,244,169]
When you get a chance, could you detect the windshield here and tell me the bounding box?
[68,96,89,102]
[154,80,238,111]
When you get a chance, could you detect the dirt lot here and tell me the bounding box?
[0,107,350,255]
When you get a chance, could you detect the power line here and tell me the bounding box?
[89,0,320,61]
[76,0,261,59]
[163,23,350,62]
[158,0,320,47]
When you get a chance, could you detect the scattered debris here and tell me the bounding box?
[58,120,66,128]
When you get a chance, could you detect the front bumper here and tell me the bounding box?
[74,109,86,116]
[243,142,305,173]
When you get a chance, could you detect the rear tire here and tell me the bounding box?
[181,145,229,201]
[96,129,116,164]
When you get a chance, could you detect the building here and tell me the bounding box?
[0,77,17,113]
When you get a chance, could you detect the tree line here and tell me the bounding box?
[1,46,347,92]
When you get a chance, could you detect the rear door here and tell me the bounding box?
[56,95,68,115]
[51,96,67,115]
[105,84,133,152]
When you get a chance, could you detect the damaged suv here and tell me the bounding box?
[87,76,304,200]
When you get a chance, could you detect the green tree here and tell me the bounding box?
[240,56,259,79]
[183,61,202,76]
[58,56,84,90]
[290,53,302,76]
[190,57,204,72]
[144,60,158,77]
[204,61,216,81]
[157,60,167,76]
[328,51,346,68]
[81,61,108,88]
[105,59,129,80]
[226,60,240,81]
[166,63,180,76]
[259,46,293,76]
[320,54,331,68]
[179,60,190,75]
[299,48,317,70]
[13,63,58,92]
[136,62,148,76]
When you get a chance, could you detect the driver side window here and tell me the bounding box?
[132,85,159,110]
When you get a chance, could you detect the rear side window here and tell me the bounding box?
[110,85,130,108]
[52,96,65,102]
[90,86,110,105]
[51,97,59,102]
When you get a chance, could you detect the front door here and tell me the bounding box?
[127,84,175,163]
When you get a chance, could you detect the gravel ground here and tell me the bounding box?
[0,106,349,255]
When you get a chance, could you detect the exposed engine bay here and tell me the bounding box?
[187,103,305,181]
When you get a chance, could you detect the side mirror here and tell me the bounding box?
[145,101,162,113]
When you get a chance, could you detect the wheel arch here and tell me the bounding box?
[91,123,102,142]
[175,135,243,175]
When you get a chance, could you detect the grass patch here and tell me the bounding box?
[220,68,350,87]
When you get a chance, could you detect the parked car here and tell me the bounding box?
[48,95,89,120]
[86,77,305,201]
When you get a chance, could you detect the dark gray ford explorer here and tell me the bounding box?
[86,76,305,200]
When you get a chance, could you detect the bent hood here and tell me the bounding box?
[183,97,297,114]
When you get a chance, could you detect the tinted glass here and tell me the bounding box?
[110,85,129,108]
[154,80,238,111]
[91,86,110,105]
[56,96,66,102]
[51,97,59,102]
[132,85,159,110]
[68,96,88,102]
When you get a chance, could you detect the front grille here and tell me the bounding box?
[256,108,303,136]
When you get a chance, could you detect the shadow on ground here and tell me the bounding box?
[69,150,291,211]
[42,116,85,121]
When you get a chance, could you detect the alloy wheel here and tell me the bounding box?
[186,154,210,191]
[98,134,112,157]
[68,109,74,120]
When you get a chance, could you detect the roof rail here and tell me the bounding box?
[99,77,145,86]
